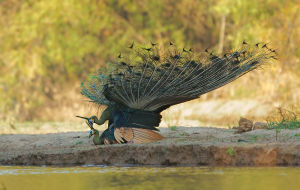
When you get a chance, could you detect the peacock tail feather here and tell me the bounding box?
[81,42,276,112]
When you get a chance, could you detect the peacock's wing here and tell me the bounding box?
[82,42,276,112]
[114,127,163,144]
[98,110,163,144]
[107,108,163,144]
[100,125,163,145]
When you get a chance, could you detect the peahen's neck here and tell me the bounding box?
[92,130,101,145]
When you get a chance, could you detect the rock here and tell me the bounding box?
[254,122,268,130]
[235,117,253,133]
[235,119,268,133]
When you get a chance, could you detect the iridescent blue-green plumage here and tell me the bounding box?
[80,74,111,106]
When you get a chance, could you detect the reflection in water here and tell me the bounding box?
[0,166,299,190]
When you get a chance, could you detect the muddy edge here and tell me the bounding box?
[1,128,300,166]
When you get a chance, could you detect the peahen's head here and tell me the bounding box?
[88,128,99,138]
[76,115,99,138]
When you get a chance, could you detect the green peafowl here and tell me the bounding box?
[77,42,276,145]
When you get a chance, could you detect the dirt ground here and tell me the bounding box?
[0,125,300,166]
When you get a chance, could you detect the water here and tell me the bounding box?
[0,166,299,190]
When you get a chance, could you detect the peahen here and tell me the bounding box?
[77,42,276,145]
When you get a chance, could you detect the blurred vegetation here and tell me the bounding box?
[267,107,300,130]
[0,0,299,121]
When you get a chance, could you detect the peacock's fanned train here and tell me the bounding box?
[79,42,276,145]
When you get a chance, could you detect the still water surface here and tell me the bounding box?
[0,166,299,190]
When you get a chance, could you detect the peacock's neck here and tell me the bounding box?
[93,105,116,125]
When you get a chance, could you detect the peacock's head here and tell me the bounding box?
[76,115,97,138]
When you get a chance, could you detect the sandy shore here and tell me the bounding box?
[1,127,300,166]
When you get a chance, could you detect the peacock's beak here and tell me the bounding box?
[76,115,93,128]
[76,115,89,120]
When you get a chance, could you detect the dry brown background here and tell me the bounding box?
[0,0,299,131]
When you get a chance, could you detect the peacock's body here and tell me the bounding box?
[77,42,276,145]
